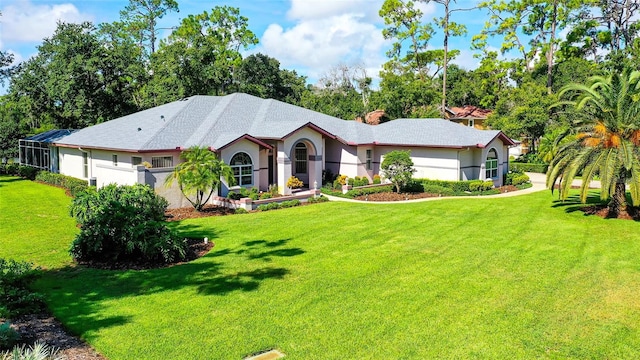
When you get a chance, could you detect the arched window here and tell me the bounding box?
[230,152,253,186]
[485,149,498,179]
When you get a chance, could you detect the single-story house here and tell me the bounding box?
[36,93,514,208]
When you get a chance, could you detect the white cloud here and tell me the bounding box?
[287,0,384,22]
[259,13,388,82]
[450,49,479,70]
[1,0,93,43]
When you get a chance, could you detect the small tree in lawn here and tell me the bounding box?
[165,146,235,211]
[381,150,416,192]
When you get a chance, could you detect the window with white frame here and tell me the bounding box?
[485,149,498,178]
[468,119,475,128]
[112,154,118,166]
[83,152,88,178]
[366,149,372,170]
[151,156,173,168]
[294,143,307,174]
[230,152,253,186]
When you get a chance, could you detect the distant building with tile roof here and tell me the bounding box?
[36,93,514,208]
[445,105,492,129]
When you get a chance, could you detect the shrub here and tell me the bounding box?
[322,169,337,186]
[0,322,19,351]
[400,180,424,193]
[0,259,45,318]
[17,166,38,180]
[259,193,272,200]
[347,178,354,186]
[372,174,381,184]
[510,162,548,173]
[307,195,329,203]
[332,175,348,189]
[345,185,393,198]
[69,184,187,265]
[422,185,455,196]
[1,341,63,360]
[381,150,416,192]
[469,180,494,192]
[511,174,530,186]
[286,176,303,189]
[3,164,19,176]
[417,179,476,193]
[35,171,89,197]
[234,208,248,214]
[268,184,279,197]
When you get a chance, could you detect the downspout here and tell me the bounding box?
[457,147,470,180]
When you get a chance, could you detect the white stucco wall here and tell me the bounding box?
[324,139,358,178]
[58,147,88,180]
[91,150,139,187]
[378,147,459,181]
[477,137,510,186]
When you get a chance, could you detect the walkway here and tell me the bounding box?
[322,172,597,204]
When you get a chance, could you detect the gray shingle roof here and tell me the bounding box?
[54,93,511,151]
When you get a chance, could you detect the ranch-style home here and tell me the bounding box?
[26,93,514,208]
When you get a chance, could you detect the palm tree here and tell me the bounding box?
[547,68,640,216]
[165,146,235,211]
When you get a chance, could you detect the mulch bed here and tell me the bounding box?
[352,185,521,202]
[4,314,106,360]
[165,204,234,222]
[582,205,640,220]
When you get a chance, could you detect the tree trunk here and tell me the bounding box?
[609,180,627,217]
[441,0,450,118]
[546,0,557,94]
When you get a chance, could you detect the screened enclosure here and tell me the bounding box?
[19,130,75,171]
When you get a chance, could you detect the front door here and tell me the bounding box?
[293,142,309,187]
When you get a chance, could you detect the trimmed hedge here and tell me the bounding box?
[256,199,301,212]
[35,171,89,197]
[0,164,39,180]
[416,178,477,192]
[321,185,394,199]
[510,162,548,173]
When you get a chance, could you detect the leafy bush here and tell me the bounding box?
[469,180,494,192]
[0,322,19,351]
[418,179,476,192]
[1,341,63,360]
[332,175,348,189]
[352,176,369,187]
[381,150,416,192]
[268,184,279,197]
[2,164,19,176]
[345,185,393,198]
[400,180,424,193]
[422,185,455,196]
[17,166,38,180]
[372,174,381,184]
[256,199,301,212]
[322,169,337,186]
[505,171,531,186]
[307,195,329,203]
[35,171,89,197]
[510,162,548,173]
[347,178,354,186]
[286,176,303,189]
[234,208,248,214]
[0,259,44,318]
[259,193,272,200]
[69,184,186,265]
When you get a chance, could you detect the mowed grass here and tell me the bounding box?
[2,176,640,358]
[0,176,77,268]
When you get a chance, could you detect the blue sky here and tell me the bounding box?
[0,0,497,85]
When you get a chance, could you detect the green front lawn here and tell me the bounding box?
[3,176,640,359]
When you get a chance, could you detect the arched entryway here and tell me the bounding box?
[291,140,317,188]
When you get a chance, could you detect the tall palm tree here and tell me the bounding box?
[165,146,235,211]
[547,68,640,216]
